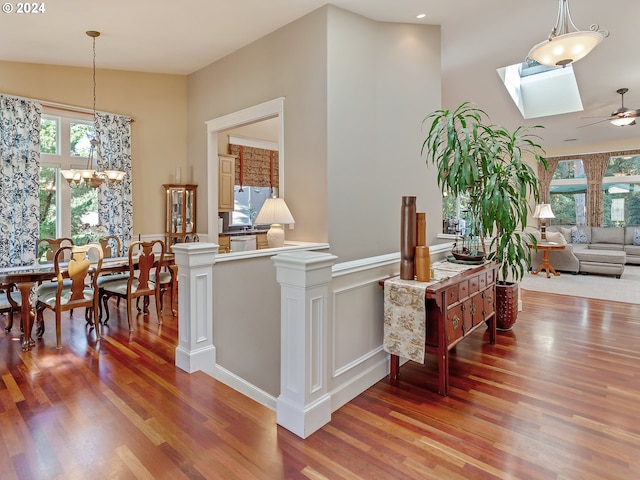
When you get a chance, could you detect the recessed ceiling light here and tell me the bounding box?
[416,14,426,19]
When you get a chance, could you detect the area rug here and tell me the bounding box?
[520,265,640,304]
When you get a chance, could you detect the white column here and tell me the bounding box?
[172,242,217,375]
[273,251,338,438]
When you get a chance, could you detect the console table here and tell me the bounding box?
[382,261,498,396]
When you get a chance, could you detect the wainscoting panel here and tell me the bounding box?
[327,254,399,413]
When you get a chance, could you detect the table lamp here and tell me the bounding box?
[255,197,295,248]
[533,203,555,240]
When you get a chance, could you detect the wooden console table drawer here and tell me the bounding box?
[469,273,480,294]
[445,285,459,303]
[479,273,487,291]
[446,303,465,344]
[458,279,470,300]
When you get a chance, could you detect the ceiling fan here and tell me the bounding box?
[580,88,639,127]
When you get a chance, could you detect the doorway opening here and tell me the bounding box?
[206,97,284,238]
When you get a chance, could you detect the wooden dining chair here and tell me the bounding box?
[98,235,122,258]
[1,284,22,332]
[95,236,127,319]
[149,261,173,316]
[35,244,103,349]
[37,237,74,262]
[100,239,165,331]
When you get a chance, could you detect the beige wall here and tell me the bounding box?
[187,7,329,248]
[326,9,442,260]
[187,6,443,262]
[0,60,187,237]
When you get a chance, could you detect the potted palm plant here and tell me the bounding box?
[422,102,547,330]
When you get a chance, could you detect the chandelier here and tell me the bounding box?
[527,0,608,67]
[61,31,125,188]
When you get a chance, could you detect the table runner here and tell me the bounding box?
[383,261,481,363]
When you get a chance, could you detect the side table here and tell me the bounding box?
[530,242,566,278]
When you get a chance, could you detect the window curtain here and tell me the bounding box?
[538,157,560,204]
[583,153,610,227]
[0,94,41,267]
[95,112,133,249]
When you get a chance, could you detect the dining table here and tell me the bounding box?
[0,254,176,351]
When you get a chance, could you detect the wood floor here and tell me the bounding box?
[1,290,639,479]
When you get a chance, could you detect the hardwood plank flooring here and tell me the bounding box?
[1,290,640,479]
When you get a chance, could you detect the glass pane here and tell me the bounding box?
[70,121,95,157]
[550,192,587,226]
[249,187,271,225]
[604,154,640,177]
[70,184,99,244]
[39,167,58,242]
[232,186,273,226]
[40,117,58,154]
[553,159,586,180]
[232,186,251,226]
[442,191,470,234]
[171,190,183,233]
[602,182,640,227]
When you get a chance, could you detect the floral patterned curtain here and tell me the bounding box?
[584,153,610,227]
[95,112,133,250]
[538,157,560,204]
[0,94,41,267]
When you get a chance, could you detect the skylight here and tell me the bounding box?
[496,61,583,119]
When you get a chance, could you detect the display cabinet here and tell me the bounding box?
[164,184,197,247]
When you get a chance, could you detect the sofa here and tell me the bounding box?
[529,225,640,278]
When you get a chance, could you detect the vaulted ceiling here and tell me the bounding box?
[1,0,638,151]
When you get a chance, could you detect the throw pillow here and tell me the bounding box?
[634,229,640,246]
[546,231,566,245]
[560,226,573,243]
[571,227,589,244]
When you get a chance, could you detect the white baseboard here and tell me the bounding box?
[329,355,389,413]
[205,355,390,421]
[212,364,277,411]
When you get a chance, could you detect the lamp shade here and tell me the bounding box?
[610,116,636,127]
[533,203,555,219]
[255,198,295,225]
[255,198,295,248]
[528,30,604,67]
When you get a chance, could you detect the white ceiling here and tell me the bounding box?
[1,0,638,151]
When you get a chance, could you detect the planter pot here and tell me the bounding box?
[495,281,518,331]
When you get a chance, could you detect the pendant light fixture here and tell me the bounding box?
[61,31,125,188]
[528,0,608,67]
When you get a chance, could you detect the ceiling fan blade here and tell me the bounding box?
[578,118,614,128]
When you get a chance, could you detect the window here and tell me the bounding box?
[39,111,99,244]
[602,155,640,227]
[549,159,587,225]
[442,190,471,235]
[232,186,273,227]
